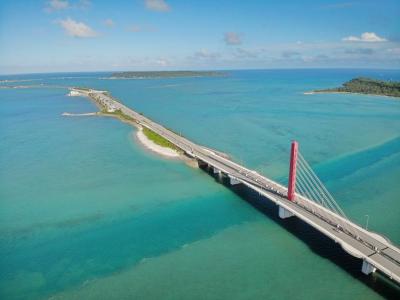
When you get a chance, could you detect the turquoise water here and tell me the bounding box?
[0,69,399,299]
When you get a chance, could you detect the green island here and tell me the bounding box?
[142,127,182,152]
[110,70,226,79]
[313,77,400,98]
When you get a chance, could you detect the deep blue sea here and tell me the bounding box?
[0,69,399,299]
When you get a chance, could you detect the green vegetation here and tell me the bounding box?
[142,127,181,152]
[99,106,136,123]
[104,109,137,122]
[315,77,400,98]
[110,71,226,79]
[89,91,179,152]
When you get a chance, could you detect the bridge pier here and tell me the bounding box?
[213,167,221,174]
[361,260,376,275]
[196,159,207,168]
[278,206,295,219]
[229,176,241,185]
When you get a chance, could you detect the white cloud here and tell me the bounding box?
[193,49,221,60]
[46,0,70,12]
[45,0,90,12]
[342,32,387,42]
[59,18,98,38]
[224,32,242,45]
[234,48,259,59]
[154,58,169,66]
[110,56,172,69]
[128,24,156,33]
[387,48,400,55]
[145,0,170,12]
[104,19,114,27]
[129,25,142,32]
[281,50,301,59]
[323,2,355,9]
[344,48,374,55]
[77,0,91,9]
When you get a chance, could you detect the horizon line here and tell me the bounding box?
[1,67,400,77]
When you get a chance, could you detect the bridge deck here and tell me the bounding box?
[81,89,400,285]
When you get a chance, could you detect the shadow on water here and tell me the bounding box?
[198,164,400,299]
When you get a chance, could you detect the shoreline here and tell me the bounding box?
[135,127,180,158]
[62,112,98,116]
[304,90,400,99]
[67,88,183,160]
[68,87,198,167]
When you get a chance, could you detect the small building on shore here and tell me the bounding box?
[68,90,82,97]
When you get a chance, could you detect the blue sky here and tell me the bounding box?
[0,0,399,74]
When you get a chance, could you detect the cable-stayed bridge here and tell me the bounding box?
[77,88,400,286]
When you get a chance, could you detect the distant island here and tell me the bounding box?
[109,70,226,79]
[307,77,400,98]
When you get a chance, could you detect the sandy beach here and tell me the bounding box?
[62,112,98,116]
[303,90,399,99]
[135,128,180,158]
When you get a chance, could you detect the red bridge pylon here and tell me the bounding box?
[287,141,298,201]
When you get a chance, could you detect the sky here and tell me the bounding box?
[0,0,399,74]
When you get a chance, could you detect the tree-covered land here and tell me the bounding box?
[142,127,181,152]
[109,109,136,122]
[101,109,180,151]
[110,71,226,79]
[315,77,400,98]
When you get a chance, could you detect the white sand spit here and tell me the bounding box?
[136,128,179,158]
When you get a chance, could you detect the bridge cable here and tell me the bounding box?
[296,166,344,229]
[296,155,353,235]
[297,158,343,217]
[296,152,358,236]
[296,169,336,217]
[298,153,350,222]
[298,152,362,238]
[296,177,334,225]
